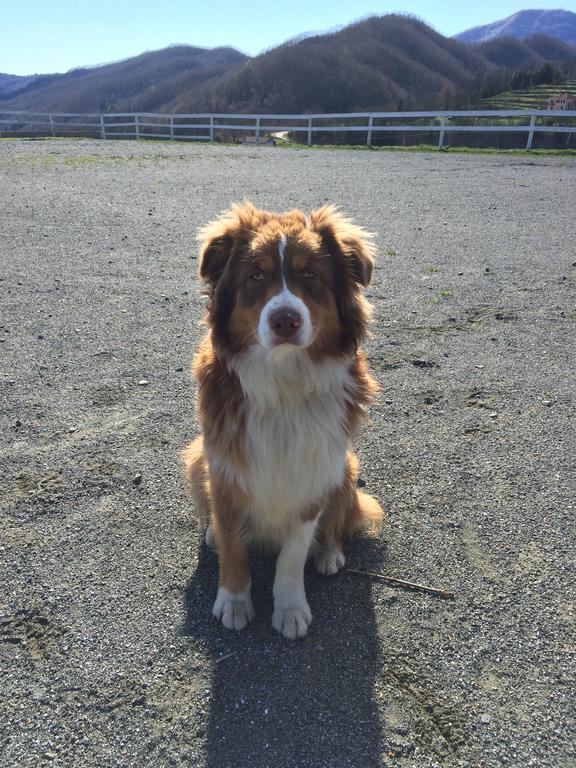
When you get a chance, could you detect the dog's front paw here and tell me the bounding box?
[272,602,312,639]
[213,587,255,631]
[314,545,346,575]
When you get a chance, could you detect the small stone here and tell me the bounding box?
[132,473,143,486]
[31,688,47,701]
[457,271,463,276]
[542,400,552,407]
[485,267,490,273]
[385,399,393,405]
[175,366,184,372]
[138,379,149,386]
[38,334,44,339]
[480,713,491,724]
[68,426,77,433]
[489,412,498,419]
[15,419,22,427]
[356,478,366,488]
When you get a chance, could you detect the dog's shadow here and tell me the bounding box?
[182,534,387,768]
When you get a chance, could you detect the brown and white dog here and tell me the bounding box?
[183,202,383,639]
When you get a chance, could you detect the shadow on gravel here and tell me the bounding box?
[182,536,387,768]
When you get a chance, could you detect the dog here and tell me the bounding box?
[183,201,383,639]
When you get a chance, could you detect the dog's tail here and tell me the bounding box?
[349,489,384,537]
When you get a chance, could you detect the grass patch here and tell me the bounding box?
[2,136,576,158]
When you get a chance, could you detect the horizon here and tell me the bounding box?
[1,1,574,77]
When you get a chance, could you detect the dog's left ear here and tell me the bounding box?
[309,206,374,287]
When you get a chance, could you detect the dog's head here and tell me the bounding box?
[197,201,374,360]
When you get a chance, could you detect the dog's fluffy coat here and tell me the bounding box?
[183,202,383,638]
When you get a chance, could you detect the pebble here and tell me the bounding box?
[480,713,492,724]
[138,379,149,386]
[68,426,77,433]
[542,400,552,407]
[132,474,143,486]
[15,419,22,427]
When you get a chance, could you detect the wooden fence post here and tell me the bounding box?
[100,115,106,140]
[135,115,140,140]
[367,115,373,147]
[170,116,174,140]
[48,114,56,138]
[526,114,536,150]
[255,116,261,144]
[307,117,312,146]
[438,116,447,149]
[209,117,214,142]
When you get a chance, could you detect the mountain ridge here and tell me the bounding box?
[1,14,575,114]
[455,9,576,45]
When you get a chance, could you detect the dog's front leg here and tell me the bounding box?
[212,519,255,631]
[272,514,320,639]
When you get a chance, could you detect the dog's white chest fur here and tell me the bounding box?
[231,347,352,538]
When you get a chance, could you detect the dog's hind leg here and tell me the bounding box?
[316,452,383,575]
[182,436,216,546]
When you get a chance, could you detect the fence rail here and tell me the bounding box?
[1,109,575,150]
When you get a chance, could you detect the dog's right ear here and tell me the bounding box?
[198,202,268,289]
[198,231,234,289]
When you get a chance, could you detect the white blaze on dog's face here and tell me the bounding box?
[198,202,375,361]
[257,235,314,349]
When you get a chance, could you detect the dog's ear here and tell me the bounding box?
[308,205,374,287]
[198,201,271,289]
[198,232,234,288]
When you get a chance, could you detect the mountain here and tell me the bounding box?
[159,15,493,113]
[1,14,575,115]
[475,33,576,68]
[455,9,576,45]
[0,45,247,112]
[0,73,40,97]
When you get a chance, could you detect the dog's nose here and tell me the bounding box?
[269,307,302,340]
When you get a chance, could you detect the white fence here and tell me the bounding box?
[1,110,575,150]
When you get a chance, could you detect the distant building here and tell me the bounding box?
[546,92,576,110]
[238,135,276,145]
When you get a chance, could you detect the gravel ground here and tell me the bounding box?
[1,138,575,768]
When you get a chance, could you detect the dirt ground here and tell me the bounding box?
[1,138,575,768]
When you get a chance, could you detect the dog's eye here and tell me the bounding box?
[301,269,315,278]
[251,269,266,281]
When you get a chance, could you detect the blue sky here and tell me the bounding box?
[1,0,574,75]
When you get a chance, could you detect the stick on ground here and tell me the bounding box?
[347,568,455,599]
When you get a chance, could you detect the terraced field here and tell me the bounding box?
[481,81,576,109]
